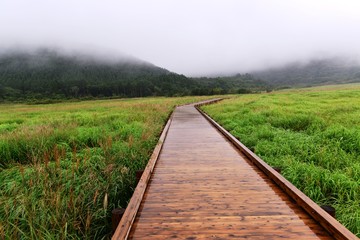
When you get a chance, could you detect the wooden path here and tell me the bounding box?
[113,101,357,239]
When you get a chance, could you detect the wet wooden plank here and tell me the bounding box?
[113,101,356,240]
[196,105,357,240]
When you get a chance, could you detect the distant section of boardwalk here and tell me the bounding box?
[114,103,356,239]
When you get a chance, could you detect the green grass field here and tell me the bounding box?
[2,84,360,238]
[0,96,209,239]
[202,84,360,236]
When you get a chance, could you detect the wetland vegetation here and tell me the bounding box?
[202,84,360,236]
[0,96,208,239]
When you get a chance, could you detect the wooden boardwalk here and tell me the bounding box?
[113,102,357,239]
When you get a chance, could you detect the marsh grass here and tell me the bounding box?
[0,96,208,239]
[203,85,360,236]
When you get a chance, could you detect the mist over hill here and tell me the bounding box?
[252,57,360,88]
[0,49,194,101]
[0,49,267,102]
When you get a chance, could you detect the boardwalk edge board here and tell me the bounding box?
[195,101,358,240]
[112,111,173,240]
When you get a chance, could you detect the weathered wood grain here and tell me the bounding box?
[113,100,357,240]
[196,104,358,240]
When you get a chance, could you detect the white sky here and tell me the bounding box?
[1,0,360,76]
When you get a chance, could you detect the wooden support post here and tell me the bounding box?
[112,208,125,235]
[136,170,144,183]
[321,205,336,218]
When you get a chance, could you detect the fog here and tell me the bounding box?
[1,0,360,76]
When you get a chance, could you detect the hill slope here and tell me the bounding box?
[253,57,360,88]
[191,74,270,95]
[0,49,194,100]
[0,49,269,101]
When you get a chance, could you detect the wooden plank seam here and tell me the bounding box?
[112,99,222,239]
[195,102,358,240]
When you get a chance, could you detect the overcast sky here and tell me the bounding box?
[1,0,360,76]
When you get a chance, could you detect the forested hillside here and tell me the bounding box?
[253,57,360,88]
[0,49,269,102]
[191,74,271,95]
[0,49,193,101]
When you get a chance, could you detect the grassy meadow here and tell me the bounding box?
[0,96,209,239]
[202,84,360,236]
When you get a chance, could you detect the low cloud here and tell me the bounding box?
[1,0,360,76]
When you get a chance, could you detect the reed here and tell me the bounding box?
[202,85,360,236]
[0,96,209,239]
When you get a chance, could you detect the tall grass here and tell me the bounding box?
[0,96,208,239]
[202,85,360,237]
